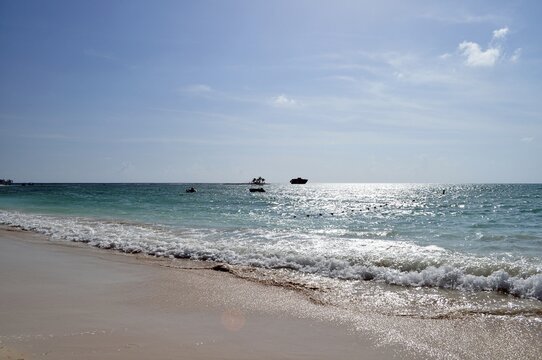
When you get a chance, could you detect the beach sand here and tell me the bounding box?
[1,227,541,359]
[0,228,408,360]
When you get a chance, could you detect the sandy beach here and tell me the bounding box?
[1,227,541,360]
[0,228,408,360]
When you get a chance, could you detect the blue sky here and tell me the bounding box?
[1,0,541,183]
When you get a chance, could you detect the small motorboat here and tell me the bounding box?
[290,177,308,184]
[249,188,266,193]
[185,187,197,193]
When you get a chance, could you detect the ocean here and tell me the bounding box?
[1,183,541,320]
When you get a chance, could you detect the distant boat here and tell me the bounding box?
[185,187,197,193]
[249,188,266,193]
[250,177,266,185]
[290,177,308,184]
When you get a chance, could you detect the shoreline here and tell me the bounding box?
[1,226,541,359]
[0,227,409,360]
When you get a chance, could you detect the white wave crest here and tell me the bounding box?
[1,210,541,300]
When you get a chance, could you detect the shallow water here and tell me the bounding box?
[1,183,541,318]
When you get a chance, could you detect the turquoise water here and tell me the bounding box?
[1,183,541,315]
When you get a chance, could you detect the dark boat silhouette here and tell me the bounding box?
[249,188,266,193]
[250,177,266,185]
[290,177,308,184]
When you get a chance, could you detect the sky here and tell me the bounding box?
[1,0,541,183]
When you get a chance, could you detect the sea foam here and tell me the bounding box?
[1,210,541,300]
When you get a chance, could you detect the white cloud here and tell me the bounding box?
[180,84,212,94]
[457,27,517,67]
[458,41,500,67]
[492,27,509,40]
[272,94,297,108]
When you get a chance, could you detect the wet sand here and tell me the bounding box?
[1,227,541,360]
[0,228,406,360]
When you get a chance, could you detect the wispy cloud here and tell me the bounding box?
[321,75,358,83]
[177,85,299,109]
[271,94,298,108]
[84,48,118,62]
[420,11,505,24]
[180,84,213,94]
[21,133,80,141]
[118,161,134,173]
[302,50,464,87]
[149,107,258,130]
[510,48,522,63]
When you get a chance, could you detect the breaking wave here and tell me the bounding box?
[1,210,541,301]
